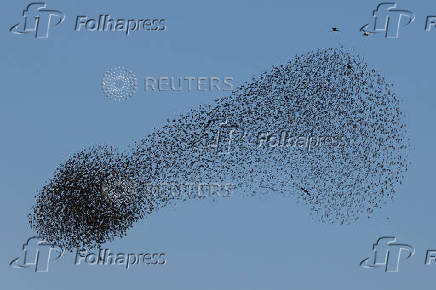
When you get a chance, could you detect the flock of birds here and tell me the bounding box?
[29,47,408,250]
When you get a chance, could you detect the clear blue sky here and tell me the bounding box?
[1,0,435,289]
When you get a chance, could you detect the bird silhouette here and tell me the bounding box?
[300,187,311,196]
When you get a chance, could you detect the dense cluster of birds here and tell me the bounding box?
[29,47,409,250]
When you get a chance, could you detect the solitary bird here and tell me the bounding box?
[331,27,340,32]
[300,187,311,196]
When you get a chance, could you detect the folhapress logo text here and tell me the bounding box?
[10,2,166,39]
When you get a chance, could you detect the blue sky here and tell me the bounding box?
[1,0,436,289]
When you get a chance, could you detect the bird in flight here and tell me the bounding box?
[300,187,311,196]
